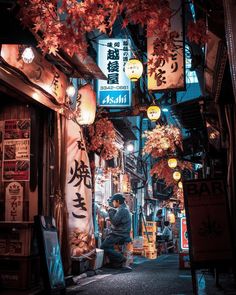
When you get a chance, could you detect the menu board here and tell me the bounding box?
[35,215,65,292]
[2,119,30,182]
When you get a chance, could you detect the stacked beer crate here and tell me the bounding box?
[142,221,157,259]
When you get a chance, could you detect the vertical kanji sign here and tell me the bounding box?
[147,0,185,91]
[97,39,132,107]
[65,120,95,257]
[180,217,189,251]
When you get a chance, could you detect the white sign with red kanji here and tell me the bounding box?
[65,119,95,257]
[5,181,23,222]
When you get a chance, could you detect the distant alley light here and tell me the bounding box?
[126,143,134,153]
[162,108,169,112]
[125,58,143,82]
[22,47,35,64]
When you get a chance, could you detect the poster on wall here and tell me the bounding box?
[97,39,132,107]
[65,119,95,257]
[2,119,30,182]
[147,0,185,91]
[5,181,24,222]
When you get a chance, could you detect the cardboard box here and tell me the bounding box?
[133,237,143,249]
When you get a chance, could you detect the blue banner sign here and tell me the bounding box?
[97,39,132,107]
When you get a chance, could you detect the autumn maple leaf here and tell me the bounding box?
[98,23,107,34]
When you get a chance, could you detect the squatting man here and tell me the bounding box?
[101,193,132,269]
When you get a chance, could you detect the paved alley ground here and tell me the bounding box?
[67,254,236,295]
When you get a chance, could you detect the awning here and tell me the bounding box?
[111,119,137,141]
[170,98,205,130]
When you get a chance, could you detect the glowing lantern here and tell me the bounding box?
[147,105,161,122]
[125,58,143,81]
[178,181,183,189]
[22,47,35,64]
[66,84,76,97]
[168,158,178,169]
[122,173,131,193]
[173,171,181,181]
[126,143,134,153]
[76,84,96,125]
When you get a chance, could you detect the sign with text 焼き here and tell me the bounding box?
[183,179,232,265]
[97,39,132,107]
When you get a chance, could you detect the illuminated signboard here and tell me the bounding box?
[180,217,189,251]
[147,0,185,91]
[97,39,132,107]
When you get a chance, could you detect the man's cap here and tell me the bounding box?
[111,193,125,202]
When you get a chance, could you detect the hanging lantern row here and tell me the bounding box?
[125,58,143,81]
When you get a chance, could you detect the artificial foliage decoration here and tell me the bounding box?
[18,1,208,61]
[143,124,182,158]
[150,158,192,187]
[95,167,122,186]
[151,158,192,199]
[88,118,118,161]
[187,19,209,46]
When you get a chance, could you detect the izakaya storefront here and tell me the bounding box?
[0,44,97,289]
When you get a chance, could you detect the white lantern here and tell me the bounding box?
[147,105,161,122]
[76,84,96,125]
[22,47,35,64]
[125,58,143,81]
[178,181,183,189]
[173,171,181,181]
[168,158,178,169]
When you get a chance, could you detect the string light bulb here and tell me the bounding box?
[22,47,35,64]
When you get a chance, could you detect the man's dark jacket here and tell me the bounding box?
[108,203,131,238]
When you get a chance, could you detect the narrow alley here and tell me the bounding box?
[67,255,236,295]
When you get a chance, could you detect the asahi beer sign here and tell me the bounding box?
[97,39,132,107]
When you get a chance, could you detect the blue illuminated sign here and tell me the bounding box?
[97,39,132,108]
